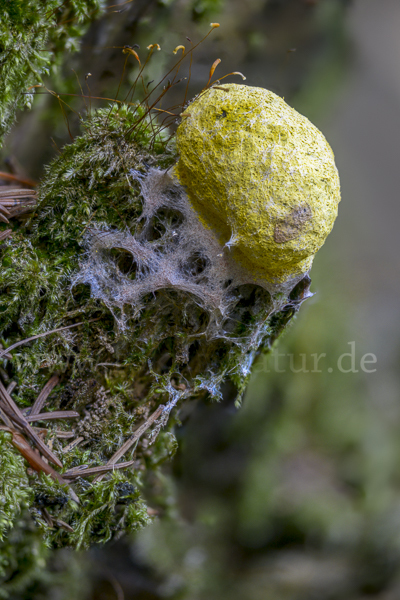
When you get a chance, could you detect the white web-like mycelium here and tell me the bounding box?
[72,166,302,354]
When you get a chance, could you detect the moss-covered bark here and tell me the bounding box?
[0,0,104,144]
[0,98,311,553]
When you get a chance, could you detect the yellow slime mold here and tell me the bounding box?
[175,83,340,284]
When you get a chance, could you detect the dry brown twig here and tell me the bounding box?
[0,172,37,187]
[0,380,62,467]
[29,374,60,415]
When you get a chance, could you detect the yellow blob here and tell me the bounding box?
[175,84,340,284]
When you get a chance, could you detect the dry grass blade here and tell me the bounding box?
[0,229,12,242]
[64,464,88,475]
[0,205,11,216]
[24,427,74,439]
[64,459,137,479]
[6,381,17,394]
[0,188,36,198]
[26,410,79,422]
[0,189,38,219]
[0,405,14,428]
[0,343,12,360]
[0,172,36,187]
[30,375,60,415]
[103,405,164,463]
[9,430,59,475]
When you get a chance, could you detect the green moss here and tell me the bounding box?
[0,432,34,541]
[0,511,50,598]
[0,0,105,144]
